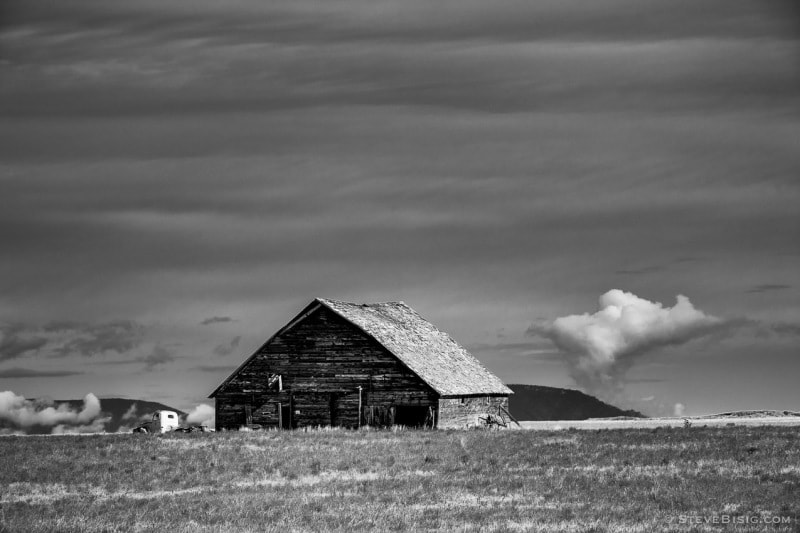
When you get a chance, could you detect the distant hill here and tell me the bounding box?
[508,384,645,421]
[96,398,187,433]
[17,398,186,434]
[699,410,800,419]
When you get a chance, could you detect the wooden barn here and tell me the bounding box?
[210,298,513,430]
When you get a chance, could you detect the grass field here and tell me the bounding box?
[1,426,798,532]
[519,416,800,431]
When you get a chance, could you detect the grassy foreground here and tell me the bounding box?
[1,426,798,532]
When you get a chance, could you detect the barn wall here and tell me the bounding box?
[214,306,438,430]
[438,396,510,429]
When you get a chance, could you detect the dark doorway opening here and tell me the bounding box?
[329,393,339,426]
[279,402,292,429]
[394,405,429,427]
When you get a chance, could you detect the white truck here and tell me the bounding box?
[132,410,180,433]
[132,410,212,433]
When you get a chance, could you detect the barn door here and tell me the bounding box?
[394,405,429,427]
[278,401,292,429]
[329,393,339,427]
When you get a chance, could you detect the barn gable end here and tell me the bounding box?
[211,299,512,430]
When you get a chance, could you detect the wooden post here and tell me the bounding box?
[357,386,363,429]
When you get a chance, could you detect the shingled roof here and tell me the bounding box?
[317,298,512,396]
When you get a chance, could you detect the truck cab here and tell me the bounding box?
[133,410,180,433]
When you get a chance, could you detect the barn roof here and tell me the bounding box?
[210,298,512,398]
[316,298,512,396]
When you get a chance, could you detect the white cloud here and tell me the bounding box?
[121,403,139,422]
[529,290,729,398]
[186,403,214,427]
[51,416,110,434]
[0,391,105,432]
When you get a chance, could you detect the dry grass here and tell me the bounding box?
[1,426,798,532]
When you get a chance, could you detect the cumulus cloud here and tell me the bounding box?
[115,403,152,433]
[528,290,732,398]
[0,391,109,433]
[121,403,139,422]
[186,404,214,427]
[52,417,109,434]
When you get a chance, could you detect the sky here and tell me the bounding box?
[1,0,799,423]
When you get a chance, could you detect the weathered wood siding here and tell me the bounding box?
[215,306,438,430]
[438,396,510,429]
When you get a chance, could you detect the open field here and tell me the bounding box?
[1,427,799,532]
[519,416,800,431]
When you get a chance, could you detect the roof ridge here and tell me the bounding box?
[316,297,406,306]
